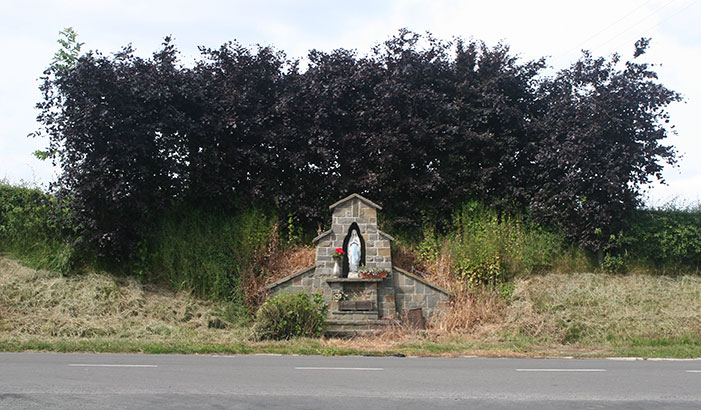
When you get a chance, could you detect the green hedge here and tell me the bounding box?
[0,182,79,272]
[620,207,701,272]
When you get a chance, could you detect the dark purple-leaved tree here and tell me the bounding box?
[34,30,680,259]
[530,39,680,251]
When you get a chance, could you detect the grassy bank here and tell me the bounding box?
[2,255,700,357]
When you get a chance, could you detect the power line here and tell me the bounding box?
[594,0,701,57]
[587,0,692,53]
[567,0,655,54]
[558,0,680,61]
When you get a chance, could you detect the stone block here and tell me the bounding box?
[407,308,426,329]
[412,294,426,303]
[360,208,377,218]
[293,277,302,286]
[319,241,331,248]
[378,248,391,257]
[366,247,377,256]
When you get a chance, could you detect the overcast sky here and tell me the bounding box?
[1,0,699,206]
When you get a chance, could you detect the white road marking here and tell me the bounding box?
[516,369,606,372]
[295,367,384,371]
[686,370,701,373]
[69,364,158,368]
[607,357,701,361]
[648,358,701,361]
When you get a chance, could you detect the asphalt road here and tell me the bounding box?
[1,352,700,409]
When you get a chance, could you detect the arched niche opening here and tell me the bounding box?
[342,222,365,277]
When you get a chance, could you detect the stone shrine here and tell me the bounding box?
[264,193,453,336]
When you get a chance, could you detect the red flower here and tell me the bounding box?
[335,247,344,254]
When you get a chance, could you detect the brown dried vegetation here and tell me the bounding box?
[0,257,248,344]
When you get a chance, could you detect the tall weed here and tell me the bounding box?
[445,201,575,284]
[145,207,277,308]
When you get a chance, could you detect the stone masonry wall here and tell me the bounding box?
[392,268,451,319]
[314,196,392,276]
[266,267,333,302]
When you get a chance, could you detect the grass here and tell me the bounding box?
[2,255,701,358]
[502,273,701,348]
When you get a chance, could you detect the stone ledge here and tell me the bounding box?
[331,310,379,315]
[326,278,383,283]
[325,319,388,326]
[392,266,455,297]
[264,265,315,291]
[312,229,332,244]
[377,229,395,242]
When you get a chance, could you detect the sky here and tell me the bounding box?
[1,0,699,206]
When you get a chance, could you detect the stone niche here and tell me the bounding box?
[264,193,453,336]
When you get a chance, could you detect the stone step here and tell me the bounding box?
[329,310,379,320]
[324,319,394,338]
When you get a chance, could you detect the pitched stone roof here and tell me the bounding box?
[328,193,382,211]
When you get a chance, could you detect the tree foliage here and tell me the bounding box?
[34,30,680,259]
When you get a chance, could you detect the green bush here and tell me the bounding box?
[620,206,701,273]
[253,292,328,340]
[447,201,567,285]
[0,182,80,272]
[144,207,277,302]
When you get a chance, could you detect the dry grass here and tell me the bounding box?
[504,273,701,344]
[0,256,249,344]
[3,251,701,357]
[240,227,316,310]
[325,243,701,355]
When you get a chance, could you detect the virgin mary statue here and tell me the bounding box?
[348,230,361,274]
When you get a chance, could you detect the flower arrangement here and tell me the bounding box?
[332,247,345,262]
[332,290,348,301]
[358,266,390,279]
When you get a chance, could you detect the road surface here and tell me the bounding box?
[1,352,700,409]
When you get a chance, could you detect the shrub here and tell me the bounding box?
[621,206,701,273]
[0,182,80,272]
[253,292,328,340]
